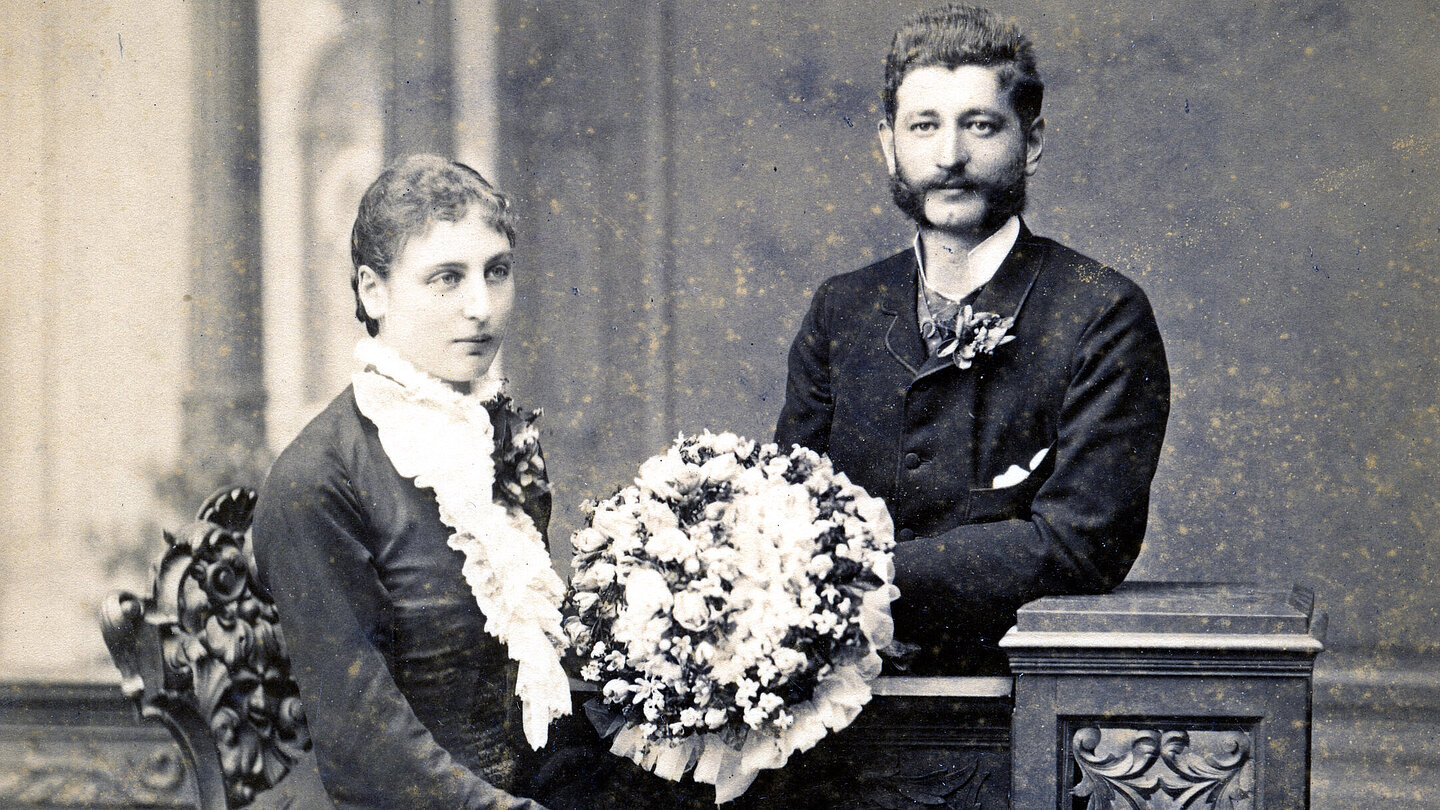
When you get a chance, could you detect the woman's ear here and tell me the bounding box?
[356,265,388,326]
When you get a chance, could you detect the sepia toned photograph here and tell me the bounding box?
[2,1,1436,807]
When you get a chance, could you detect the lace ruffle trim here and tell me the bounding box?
[351,338,570,748]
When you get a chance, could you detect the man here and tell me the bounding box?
[775,4,1170,675]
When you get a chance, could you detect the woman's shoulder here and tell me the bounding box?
[264,386,372,494]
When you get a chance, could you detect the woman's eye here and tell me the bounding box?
[432,271,462,287]
[486,263,511,281]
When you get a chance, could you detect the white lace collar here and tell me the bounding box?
[351,338,570,748]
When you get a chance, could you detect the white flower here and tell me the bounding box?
[743,706,768,729]
[632,677,664,704]
[855,495,893,535]
[693,641,716,665]
[623,567,673,618]
[699,545,740,582]
[564,616,587,643]
[704,707,728,729]
[603,679,631,701]
[734,678,759,707]
[636,452,691,500]
[691,678,713,705]
[756,692,784,714]
[841,515,868,541]
[672,590,713,632]
[570,591,600,613]
[572,527,609,554]
[680,707,704,728]
[807,554,834,580]
[699,452,742,484]
[771,648,808,677]
[637,497,681,532]
[580,662,602,682]
[644,526,691,563]
[811,610,839,635]
[593,507,640,543]
[643,658,683,684]
[669,635,694,660]
[705,431,740,455]
[572,561,616,591]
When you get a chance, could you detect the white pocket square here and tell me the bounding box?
[990,446,1051,489]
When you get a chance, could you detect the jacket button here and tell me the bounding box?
[903,452,921,470]
[897,528,916,543]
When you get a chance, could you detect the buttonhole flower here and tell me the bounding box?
[937,305,1016,370]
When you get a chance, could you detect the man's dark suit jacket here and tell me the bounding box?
[775,225,1170,674]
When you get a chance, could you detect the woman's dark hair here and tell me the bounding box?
[883,4,1044,131]
[349,154,517,336]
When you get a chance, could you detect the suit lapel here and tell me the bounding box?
[880,251,927,376]
[969,224,1047,334]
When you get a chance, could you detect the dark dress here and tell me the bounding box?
[253,386,553,810]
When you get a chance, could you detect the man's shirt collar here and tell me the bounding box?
[913,216,1021,301]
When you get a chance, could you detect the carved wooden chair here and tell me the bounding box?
[100,487,330,809]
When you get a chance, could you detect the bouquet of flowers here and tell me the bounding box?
[565,432,898,803]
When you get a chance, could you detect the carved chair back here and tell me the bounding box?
[100,487,313,809]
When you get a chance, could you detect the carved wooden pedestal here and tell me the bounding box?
[1001,583,1325,810]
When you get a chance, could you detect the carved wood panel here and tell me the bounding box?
[1065,724,1255,810]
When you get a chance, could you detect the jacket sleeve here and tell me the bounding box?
[775,280,835,454]
[891,285,1170,660]
[252,449,551,810]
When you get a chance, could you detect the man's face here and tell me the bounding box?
[880,64,1043,240]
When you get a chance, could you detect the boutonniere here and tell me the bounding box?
[937,305,1016,369]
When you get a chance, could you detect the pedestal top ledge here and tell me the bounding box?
[1000,582,1326,656]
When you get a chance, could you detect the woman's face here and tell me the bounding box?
[357,212,515,390]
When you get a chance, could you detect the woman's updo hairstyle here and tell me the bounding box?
[349,154,517,336]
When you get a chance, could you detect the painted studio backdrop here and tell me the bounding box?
[2,0,1436,804]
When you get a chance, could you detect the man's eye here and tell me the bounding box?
[910,121,938,132]
[432,271,462,287]
[486,263,511,281]
[967,120,997,134]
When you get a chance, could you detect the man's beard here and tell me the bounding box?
[889,162,1028,236]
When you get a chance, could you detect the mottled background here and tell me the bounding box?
[498,0,1440,666]
[1,0,1436,804]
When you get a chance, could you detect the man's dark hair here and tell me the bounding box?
[349,154,516,336]
[883,4,1043,129]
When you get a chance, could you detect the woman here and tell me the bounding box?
[253,155,571,810]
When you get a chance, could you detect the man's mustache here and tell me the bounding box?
[914,173,981,192]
